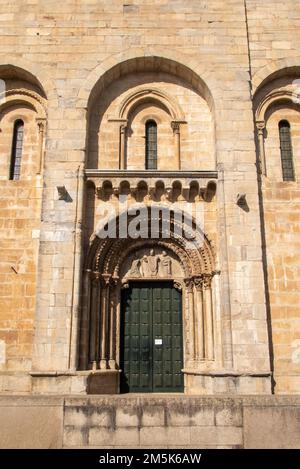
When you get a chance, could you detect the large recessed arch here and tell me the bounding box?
[0,63,49,178]
[85,53,216,170]
[253,64,300,176]
[78,48,215,114]
[253,59,300,94]
[0,61,54,100]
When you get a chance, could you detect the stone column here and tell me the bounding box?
[89,272,101,370]
[171,121,181,170]
[80,269,92,369]
[68,165,85,370]
[108,278,118,370]
[115,285,122,367]
[203,274,214,361]
[99,274,111,369]
[184,278,195,361]
[36,118,46,175]
[119,123,127,169]
[256,121,266,176]
[194,277,205,360]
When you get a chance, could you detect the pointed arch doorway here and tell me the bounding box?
[120,280,183,393]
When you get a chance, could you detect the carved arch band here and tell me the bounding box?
[79,208,218,384]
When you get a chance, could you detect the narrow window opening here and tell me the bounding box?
[10,119,24,181]
[145,120,157,170]
[279,120,295,181]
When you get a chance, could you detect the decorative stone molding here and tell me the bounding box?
[255,89,299,123]
[117,87,185,121]
[0,88,47,115]
[86,170,217,203]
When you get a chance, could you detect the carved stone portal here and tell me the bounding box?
[80,225,217,388]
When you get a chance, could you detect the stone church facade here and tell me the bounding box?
[0,0,300,448]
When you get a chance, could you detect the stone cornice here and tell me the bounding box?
[85,169,218,179]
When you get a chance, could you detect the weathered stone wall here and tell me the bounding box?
[0,76,44,375]
[247,1,300,393]
[30,0,271,390]
[0,395,300,448]
[261,104,300,393]
[247,0,300,81]
[0,176,41,374]
[0,0,299,395]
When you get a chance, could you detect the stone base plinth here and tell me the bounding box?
[0,395,300,448]
[87,370,120,395]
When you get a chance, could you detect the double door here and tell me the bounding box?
[120,281,183,393]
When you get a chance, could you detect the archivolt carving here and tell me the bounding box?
[88,205,215,277]
[80,208,217,375]
[255,89,299,122]
[0,88,47,118]
[118,87,185,121]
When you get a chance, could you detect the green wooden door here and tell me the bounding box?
[120,281,183,393]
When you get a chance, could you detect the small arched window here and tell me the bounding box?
[279,120,295,181]
[145,120,157,170]
[10,119,24,180]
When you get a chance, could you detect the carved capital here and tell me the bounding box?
[213,269,221,276]
[171,121,180,134]
[165,188,173,201]
[256,120,266,134]
[111,276,120,288]
[202,273,213,289]
[184,278,194,292]
[120,123,127,134]
[173,280,182,292]
[85,269,93,279]
[96,186,103,199]
[101,273,112,287]
[36,118,46,133]
[91,271,102,284]
[193,276,204,291]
